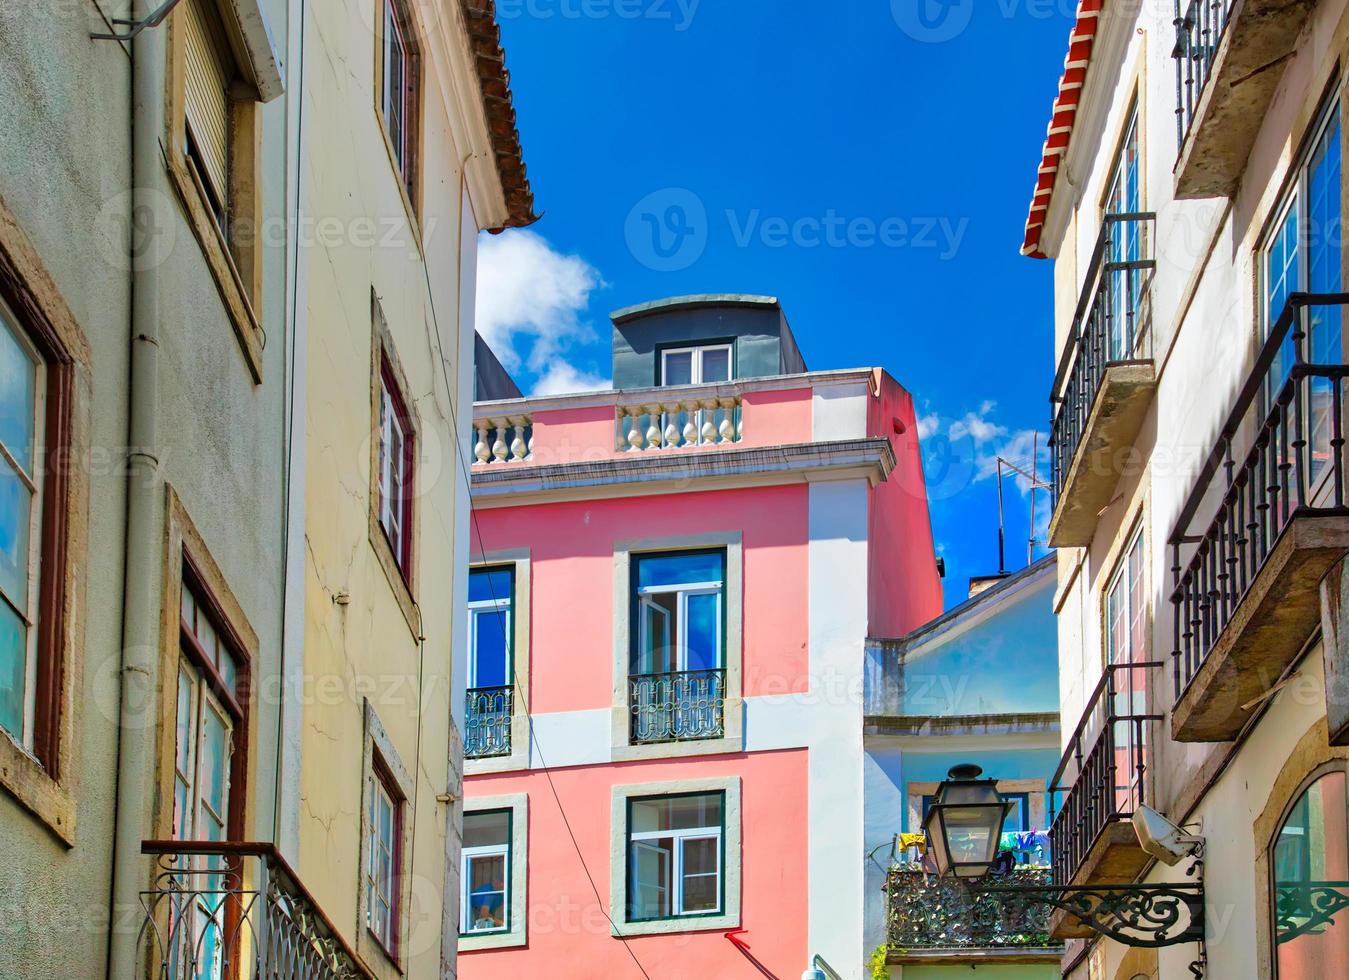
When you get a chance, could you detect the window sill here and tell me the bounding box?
[613,911,740,938]
[459,928,527,952]
[368,518,421,642]
[0,731,76,846]
[165,155,265,384]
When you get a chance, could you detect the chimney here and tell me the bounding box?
[968,573,1010,599]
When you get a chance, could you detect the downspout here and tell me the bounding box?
[108,0,165,974]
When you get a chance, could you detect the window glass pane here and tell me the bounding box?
[471,610,510,688]
[701,348,730,382]
[637,593,676,675]
[466,854,507,930]
[685,592,720,671]
[1307,107,1343,361]
[0,315,36,476]
[1274,771,1349,974]
[464,810,510,848]
[663,351,693,386]
[0,462,32,609]
[637,552,723,590]
[1000,795,1028,834]
[469,567,514,604]
[630,839,671,919]
[0,600,26,741]
[631,793,722,834]
[199,703,230,837]
[681,837,719,912]
[1267,201,1302,392]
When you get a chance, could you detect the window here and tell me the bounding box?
[377,360,415,580]
[461,810,511,935]
[174,576,243,844]
[660,344,732,386]
[0,307,46,752]
[630,551,726,744]
[1105,527,1147,814]
[627,793,724,921]
[379,0,420,207]
[365,756,403,955]
[1271,771,1349,975]
[1104,102,1144,361]
[182,0,231,231]
[467,567,514,759]
[1260,99,1342,480]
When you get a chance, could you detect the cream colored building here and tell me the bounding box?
[293,0,534,976]
[1029,0,1349,977]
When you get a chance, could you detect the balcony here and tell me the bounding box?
[1048,213,1156,547]
[1170,295,1349,741]
[465,685,513,759]
[1173,0,1313,198]
[885,865,1061,965]
[138,840,370,979]
[1048,662,1162,937]
[629,668,726,744]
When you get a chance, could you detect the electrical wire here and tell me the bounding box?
[414,183,652,980]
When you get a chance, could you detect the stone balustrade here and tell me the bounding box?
[473,415,533,464]
[614,395,742,452]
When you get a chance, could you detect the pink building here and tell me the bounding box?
[457,296,942,978]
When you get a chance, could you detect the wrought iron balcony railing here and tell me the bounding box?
[465,685,513,759]
[629,667,726,744]
[1049,213,1155,505]
[1170,294,1349,703]
[1049,662,1163,885]
[1173,0,1234,149]
[138,840,370,980]
[886,865,1057,952]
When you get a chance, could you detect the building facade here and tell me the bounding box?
[0,0,531,978]
[1029,0,1349,977]
[865,556,1061,979]
[459,295,944,979]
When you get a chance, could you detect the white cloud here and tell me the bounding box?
[916,411,941,440]
[532,361,611,397]
[922,400,1050,493]
[475,229,608,384]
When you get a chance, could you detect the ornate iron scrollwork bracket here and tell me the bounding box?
[1275,881,1349,944]
[971,881,1205,949]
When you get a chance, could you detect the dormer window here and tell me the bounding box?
[660,344,732,386]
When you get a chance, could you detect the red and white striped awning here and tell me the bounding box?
[1021,0,1104,259]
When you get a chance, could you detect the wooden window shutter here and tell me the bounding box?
[181,0,231,207]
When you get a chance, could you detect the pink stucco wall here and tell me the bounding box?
[866,373,944,636]
[460,750,810,980]
[473,483,812,710]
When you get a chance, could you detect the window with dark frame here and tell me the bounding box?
[380,0,419,206]
[0,294,70,776]
[626,792,724,922]
[377,358,415,580]
[366,752,404,958]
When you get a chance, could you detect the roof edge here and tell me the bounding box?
[610,294,781,324]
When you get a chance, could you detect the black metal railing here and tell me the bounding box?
[465,685,513,759]
[1050,213,1156,504]
[138,840,371,980]
[629,668,726,744]
[886,865,1057,951]
[1173,0,1234,149]
[1049,663,1164,885]
[1170,294,1349,701]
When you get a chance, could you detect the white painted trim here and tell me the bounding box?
[609,776,742,937]
[458,793,528,951]
[811,383,870,441]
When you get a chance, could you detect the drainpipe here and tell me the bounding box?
[108,0,165,974]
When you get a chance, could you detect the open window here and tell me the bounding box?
[626,793,724,922]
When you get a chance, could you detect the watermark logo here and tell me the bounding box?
[625,187,708,272]
[891,0,975,42]
[95,188,177,274]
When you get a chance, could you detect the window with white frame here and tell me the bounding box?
[379,0,419,206]
[632,551,724,676]
[365,757,402,955]
[627,792,724,921]
[0,307,45,751]
[467,566,514,759]
[461,809,511,935]
[660,344,732,386]
[1104,527,1147,812]
[1260,98,1341,480]
[1104,101,1143,361]
[377,360,414,580]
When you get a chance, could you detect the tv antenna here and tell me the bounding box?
[995,434,1051,574]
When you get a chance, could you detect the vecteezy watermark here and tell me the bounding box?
[891,0,975,43]
[496,0,701,30]
[625,188,969,271]
[624,187,709,272]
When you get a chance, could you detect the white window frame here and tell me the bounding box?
[635,577,724,674]
[365,769,398,949]
[459,794,529,951]
[628,807,723,918]
[660,344,732,386]
[460,816,510,936]
[467,593,512,689]
[173,659,235,842]
[378,376,407,560]
[381,0,410,176]
[0,310,44,751]
[610,777,741,937]
[1104,526,1146,669]
[356,700,412,972]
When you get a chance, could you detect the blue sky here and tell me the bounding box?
[477,0,1076,608]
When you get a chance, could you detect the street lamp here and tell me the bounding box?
[921,764,1011,879]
